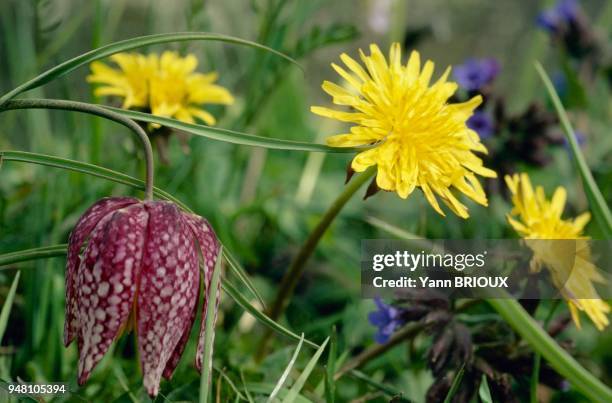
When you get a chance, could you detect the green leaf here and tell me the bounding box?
[365,216,423,241]
[221,280,318,349]
[105,107,356,153]
[0,272,20,345]
[530,353,541,403]
[535,62,612,238]
[214,366,247,401]
[443,365,465,403]
[0,32,300,105]
[479,374,493,403]
[240,371,255,403]
[488,298,612,402]
[345,370,409,400]
[0,150,190,211]
[324,326,337,403]
[242,383,310,403]
[222,247,266,309]
[281,337,329,403]
[268,333,305,403]
[199,246,223,403]
[0,244,67,267]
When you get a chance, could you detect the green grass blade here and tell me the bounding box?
[0,245,67,267]
[479,374,493,403]
[346,370,408,400]
[443,365,465,403]
[0,272,20,345]
[281,337,329,403]
[214,367,247,401]
[221,280,318,349]
[222,247,266,309]
[240,371,255,403]
[488,298,612,402]
[365,216,423,240]
[0,150,190,211]
[0,32,300,105]
[105,107,355,153]
[268,334,305,403]
[535,62,612,237]
[199,246,223,403]
[530,353,541,403]
[242,383,310,402]
[324,326,337,403]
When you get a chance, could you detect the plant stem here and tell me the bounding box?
[535,62,612,237]
[488,298,612,402]
[531,353,541,403]
[256,167,376,358]
[0,99,155,200]
[335,322,427,381]
[334,299,481,381]
[531,300,561,403]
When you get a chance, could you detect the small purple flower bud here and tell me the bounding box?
[537,0,579,33]
[557,0,579,22]
[453,58,500,91]
[537,9,563,33]
[467,111,495,139]
[368,297,405,344]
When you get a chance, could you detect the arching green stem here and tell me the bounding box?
[0,99,155,200]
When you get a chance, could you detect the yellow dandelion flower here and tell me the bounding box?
[311,43,497,218]
[87,51,234,126]
[505,173,610,330]
[88,53,156,110]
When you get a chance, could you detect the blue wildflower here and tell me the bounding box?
[368,297,404,344]
[467,111,495,139]
[537,0,579,32]
[563,130,586,149]
[557,0,579,20]
[453,58,500,91]
[552,71,568,98]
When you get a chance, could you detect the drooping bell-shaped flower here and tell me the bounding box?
[65,197,221,396]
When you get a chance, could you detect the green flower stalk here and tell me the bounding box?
[0,99,155,200]
[258,167,375,356]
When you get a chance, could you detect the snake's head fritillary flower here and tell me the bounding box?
[312,43,497,218]
[505,173,609,330]
[87,51,234,126]
[65,197,221,396]
[453,58,500,91]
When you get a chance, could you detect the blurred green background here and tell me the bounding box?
[0,0,611,401]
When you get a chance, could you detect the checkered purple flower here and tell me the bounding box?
[65,197,221,397]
